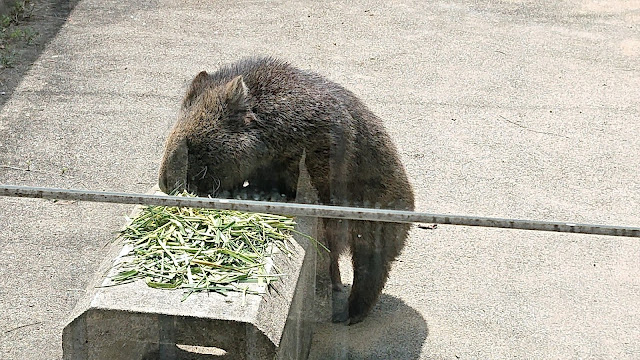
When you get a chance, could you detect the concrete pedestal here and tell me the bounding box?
[62,213,318,360]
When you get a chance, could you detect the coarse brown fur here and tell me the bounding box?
[158,57,414,325]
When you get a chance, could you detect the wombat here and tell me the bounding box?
[158,57,414,325]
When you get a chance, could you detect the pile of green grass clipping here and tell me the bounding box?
[110,192,303,300]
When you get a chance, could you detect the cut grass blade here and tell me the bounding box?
[109,191,309,300]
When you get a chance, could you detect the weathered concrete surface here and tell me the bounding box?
[62,214,317,360]
[0,0,639,359]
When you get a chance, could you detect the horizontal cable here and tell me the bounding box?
[1,184,639,238]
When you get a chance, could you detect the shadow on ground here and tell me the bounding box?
[309,293,428,359]
[0,0,79,108]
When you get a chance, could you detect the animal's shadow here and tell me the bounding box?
[309,290,429,360]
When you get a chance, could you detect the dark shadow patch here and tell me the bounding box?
[0,0,80,108]
[309,292,429,359]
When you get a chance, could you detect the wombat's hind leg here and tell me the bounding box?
[346,221,405,325]
[346,241,387,325]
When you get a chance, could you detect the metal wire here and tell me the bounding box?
[1,184,639,238]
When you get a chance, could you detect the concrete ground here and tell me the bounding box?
[1,0,639,359]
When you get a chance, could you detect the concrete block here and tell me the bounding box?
[62,209,318,360]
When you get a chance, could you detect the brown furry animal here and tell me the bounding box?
[158,57,414,325]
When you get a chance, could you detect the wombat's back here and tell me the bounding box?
[230,57,413,210]
[184,57,414,210]
[202,57,368,120]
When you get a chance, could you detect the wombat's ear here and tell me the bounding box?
[224,75,249,111]
[183,71,210,107]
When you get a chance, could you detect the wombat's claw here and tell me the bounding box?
[347,314,365,326]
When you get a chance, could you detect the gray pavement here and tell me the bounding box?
[1,0,639,359]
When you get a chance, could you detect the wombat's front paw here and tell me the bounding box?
[332,310,365,325]
[346,300,367,325]
[331,289,350,324]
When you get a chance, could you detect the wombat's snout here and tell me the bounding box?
[158,137,189,194]
[158,172,169,194]
[158,169,188,195]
